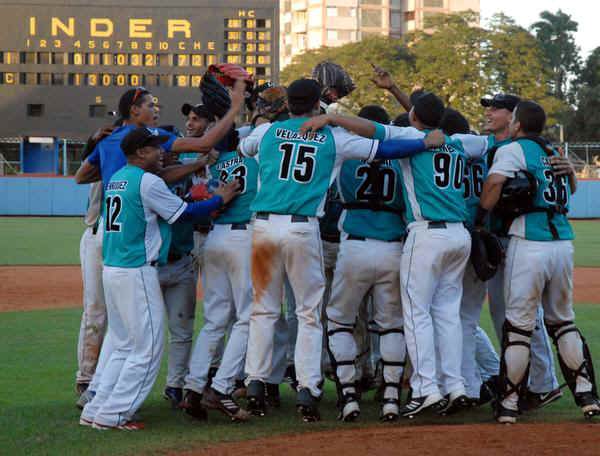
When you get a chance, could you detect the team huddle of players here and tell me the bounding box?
[72,61,599,431]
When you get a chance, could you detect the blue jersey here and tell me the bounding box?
[239,118,380,217]
[209,150,258,224]
[103,165,187,268]
[338,159,406,240]
[489,138,573,241]
[87,125,177,190]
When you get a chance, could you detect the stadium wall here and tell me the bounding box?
[1,176,600,218]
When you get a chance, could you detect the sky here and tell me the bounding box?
[480,0,599,60]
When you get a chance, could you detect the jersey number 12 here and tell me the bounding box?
[105,195,122,232]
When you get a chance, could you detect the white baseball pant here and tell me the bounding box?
[327,237,405,401]
[401,222,470,398]
[76,223,106,385]
[185,223,253,395]
[158,254,197,389]
[488,237,559,393]
[245,214,325,397]
[460,263,487,398]
[82,265,165,427]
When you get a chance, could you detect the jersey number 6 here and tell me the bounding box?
[278,142,317,183]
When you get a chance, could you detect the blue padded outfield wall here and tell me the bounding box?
[1,176,599,218]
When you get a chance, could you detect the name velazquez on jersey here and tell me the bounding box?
[275,128,327,144]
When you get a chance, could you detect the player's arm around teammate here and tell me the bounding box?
[478,101,600,424]
[79,127,237,431]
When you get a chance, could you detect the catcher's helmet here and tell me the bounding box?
[495,170,538,218]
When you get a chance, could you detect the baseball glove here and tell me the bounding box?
[470,228,505,281]
[311,61,356,100]
[207,63,254,92]
[200,72,231,118]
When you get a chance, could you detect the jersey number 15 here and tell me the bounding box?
[278,142,317,183]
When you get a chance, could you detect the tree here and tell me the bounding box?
[579,47,600,87]
[531,10,581,101]
[567,47,600,141]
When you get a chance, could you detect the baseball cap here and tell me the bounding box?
[181,103,215,121]
[480,93,521,112]
[287,78,321,115]
[120,127,170,156]
[412,92,445,128]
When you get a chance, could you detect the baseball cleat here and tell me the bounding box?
[180,390,208,421]
[576,392,600,419]
[495,404,518,424]
[400,393,444,419]
[246,380,267,417]
[297,388,321,422]
[92,420,145,431]
[338,393,360,422]
[79,416,94,427]
[265,383,281,408]
[520,388,563,412]
[163,387,183,409]
[201,387,250,422]
[380,399,400,422]
[76,389,96,410]
[438,393,470,416]
[232,380,247,400]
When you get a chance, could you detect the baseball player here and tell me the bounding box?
[181,127,258,422]
[303,93,473,417]
[326,104,409,423]
[477,100,600,423]
[240,78,443,422]
[75,126,115,397]
[79,127,239,430]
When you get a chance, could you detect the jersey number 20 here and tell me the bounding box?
[105,195,122,232]
[278,142,317,183]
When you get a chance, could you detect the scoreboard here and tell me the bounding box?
[0,0,278,139]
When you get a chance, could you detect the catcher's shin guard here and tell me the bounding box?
[326,320,360,421]
[546,321,599,412]
[499,320,532,413]
[376,327,406,422]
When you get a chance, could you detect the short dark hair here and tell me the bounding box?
[393,112,410,127]
[287,79,321,115]
[357,105,390,124]
[412,92,445,128]
[514,101,546,135]
[118,87,150,119]
[440,108,470,135]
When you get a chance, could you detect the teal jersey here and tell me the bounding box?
[239,118,379,217]
[103,165,187,268]
[209,150,258,224]
[168,176,195,256]
[463,156,487,229]
[338,159,406,240]
[489,138,573,241]
[371,124,468,223]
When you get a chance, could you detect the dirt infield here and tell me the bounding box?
[0,266,598,312]
[186,423,600,456]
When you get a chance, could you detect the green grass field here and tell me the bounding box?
[1,217,599,267]
[0,217,599,455]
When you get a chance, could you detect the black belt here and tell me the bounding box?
[211,222,248,230]
[150,260,158,267]
[256,212,309,223]
[167,252,190,263]
[92,220,99,235]
[347,234,405,242]
[428,221,447,229]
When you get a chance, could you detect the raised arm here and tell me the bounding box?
[170,79,245,154]
[158,155,209,185]
[370,64,412,112]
